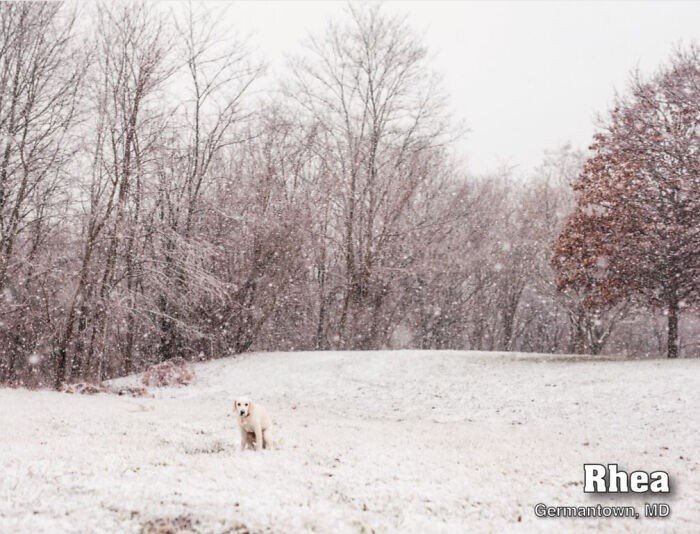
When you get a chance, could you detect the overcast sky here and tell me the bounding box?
[222,1,700,176]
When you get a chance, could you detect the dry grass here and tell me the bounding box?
[62,382,149,397]
[141,357,195,388]
[140,514,198,534]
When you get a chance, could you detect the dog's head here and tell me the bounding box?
[234,397,252,417]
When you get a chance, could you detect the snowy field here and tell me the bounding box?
[1,350,699,533]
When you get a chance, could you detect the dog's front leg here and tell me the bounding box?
[254,425,263,451]
[239,427,249,451]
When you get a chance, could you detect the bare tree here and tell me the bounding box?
[53,1,174,387]
[0,3,82,383]
[289,4,458,349]
[146,3,263,362]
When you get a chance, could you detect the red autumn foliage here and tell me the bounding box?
[552,46,700,358]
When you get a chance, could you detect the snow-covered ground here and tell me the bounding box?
[1,350,699,533]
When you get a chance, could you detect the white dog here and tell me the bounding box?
[234,397,272,451]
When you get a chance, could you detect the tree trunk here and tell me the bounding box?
[569,309,585,354]
[315,294,328,350]
[667,299,679,359]
[54,346,67,389]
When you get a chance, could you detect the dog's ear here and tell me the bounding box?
[248,401,254,414]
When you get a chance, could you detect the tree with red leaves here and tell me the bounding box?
[552,46,700,358]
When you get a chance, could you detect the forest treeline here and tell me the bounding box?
[0,2,697,388]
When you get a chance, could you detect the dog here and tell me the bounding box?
[234,397,272,451]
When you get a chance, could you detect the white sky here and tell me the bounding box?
[218,1,700,176]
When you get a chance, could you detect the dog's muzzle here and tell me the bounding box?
[239,410,246,416]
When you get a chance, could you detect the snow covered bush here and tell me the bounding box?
[141,358,195,388]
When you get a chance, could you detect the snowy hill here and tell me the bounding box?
[1,350,699,532]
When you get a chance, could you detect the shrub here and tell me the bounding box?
[141,357,195,387]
